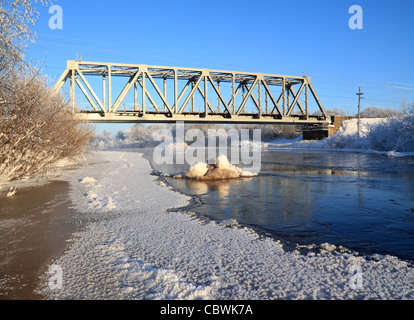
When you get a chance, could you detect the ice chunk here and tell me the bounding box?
[185,162,209,179]
[240,170,257,177]
[218,218,238,227]
[215,154,231,169]
[184,155,257,180]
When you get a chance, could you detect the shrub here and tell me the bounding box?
[0,72,93,183]
[368,114,414,152]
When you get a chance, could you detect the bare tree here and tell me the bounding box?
[360,106,399,118]
[0,1,50,82]
[0,1,94,184]
[400,97,414,115]
[0,72,93,182]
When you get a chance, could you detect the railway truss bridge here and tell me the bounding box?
[52,60,332,128]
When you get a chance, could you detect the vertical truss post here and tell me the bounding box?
[174,69,178,113]
[134,82,138,111]
[305,79,309,119]
[217,80,221,113]
[282,78,286,115]
[108,65,112,112]
[142,72,146,115]
[286,85,290,115]
[242,85,245,114]
[231,74,235,114]
[258,79,262,118]
[70,70,75,113]
[191,81,195,112]
[163,76,167,112]
[103,74,107,112]
[204,75,208,117]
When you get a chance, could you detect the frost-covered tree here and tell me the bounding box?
[401,98,414,115]
[0,1,94,184]
[0,73,93,182]
[0,1,49,88]
[360,106,399,118]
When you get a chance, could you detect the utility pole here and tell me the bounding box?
[356,87,364,137]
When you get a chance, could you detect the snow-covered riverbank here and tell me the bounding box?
[38,150,414,300]
[266,117,414,156]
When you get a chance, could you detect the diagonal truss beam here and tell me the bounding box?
[236,78,258,114]
[145,71,173,114]
[262,80,282,115]
[112,70,141,112]
[178,75,203,113]
[207,75,232,115]
[77,69,104,111]
[287,82,306,116]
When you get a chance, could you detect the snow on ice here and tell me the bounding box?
[37,150,414,300]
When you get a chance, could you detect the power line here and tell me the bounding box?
[32,35,414,92]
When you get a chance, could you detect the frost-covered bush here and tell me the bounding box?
[318,113,414,152]
[368,114,414,152]
[0,73,93,183]
[323,132,366,150]
[0,1,92,184]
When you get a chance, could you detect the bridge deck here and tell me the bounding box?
[77,110,329,124]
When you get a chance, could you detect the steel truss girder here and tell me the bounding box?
[52,60,331,125]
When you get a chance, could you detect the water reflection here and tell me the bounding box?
[145,148,414,261]
[185,179,233,198]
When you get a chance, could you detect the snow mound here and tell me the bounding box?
[339,118,384,137]
[80,177,96,185]
[215,154,231,169]
[185,162,209,179]
[181,155,256,180]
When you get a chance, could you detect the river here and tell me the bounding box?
[146,147,414,262]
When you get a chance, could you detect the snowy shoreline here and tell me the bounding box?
[38,150,414,300]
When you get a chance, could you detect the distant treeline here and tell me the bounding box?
[91,123,303,149]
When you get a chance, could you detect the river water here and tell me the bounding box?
[146,148,414,262]
[0,181,79,299]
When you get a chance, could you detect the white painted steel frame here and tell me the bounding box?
[52,60,331,125]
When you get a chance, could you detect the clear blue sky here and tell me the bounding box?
[28,0,414,134]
